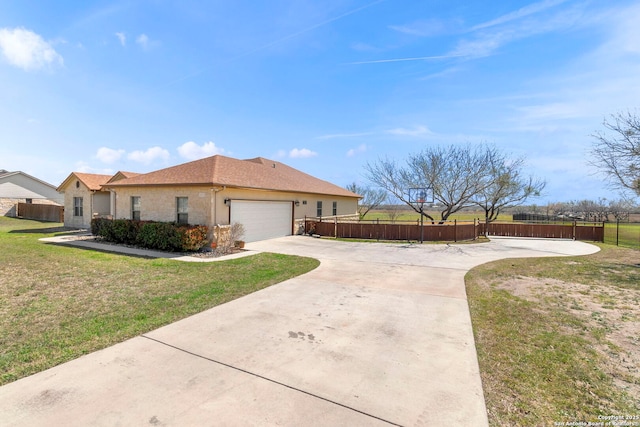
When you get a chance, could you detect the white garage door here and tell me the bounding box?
[230,200,293,242]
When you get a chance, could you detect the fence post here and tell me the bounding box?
[334,216,338,239]
[454,219,457,243]
[572,221,576,240]
[616,218,620,246]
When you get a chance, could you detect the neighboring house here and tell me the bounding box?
[57,172,114,229]
[0,170,63,217]
[103,155,360,242]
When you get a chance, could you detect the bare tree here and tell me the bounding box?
[572,199,609,222]
[345,182,386,219]
[386,199,404,223]
[365,144,492,222]
[548,202,573,218]
[608,198,634,221]
[591,111,640,196]
[366,144,541,223]
[474,151,546,222]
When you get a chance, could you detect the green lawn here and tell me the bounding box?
[604,221,640,249]
[0,217,319,385]
[466,244,640,426]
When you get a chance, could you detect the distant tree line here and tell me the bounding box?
[516,198,637,222]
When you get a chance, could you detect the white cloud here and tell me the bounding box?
[347,144,367,157]
[289,148,318,158]
[96,147,125,164]
[386,125,433,137]
[389,19,450,37]
[177,141,225,160]
[600,3,640,57]
[471,0,568,31]
[127,146,170,164]
[449,1,584,60]
[74,160,113,175]
[115,32,126,46]
[136,34,149,49]
[0,27,63,71]
[449,32,509,59]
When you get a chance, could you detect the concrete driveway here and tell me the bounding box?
[0,236,599,426]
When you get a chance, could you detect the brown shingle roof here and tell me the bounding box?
[57,172,112,192]
[104,155,359,198]
[106,171,141,183]
[75,173,113,191]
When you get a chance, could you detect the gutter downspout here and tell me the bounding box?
[210,186,225,241]
[89,190,95,229]
[107,188,116,220]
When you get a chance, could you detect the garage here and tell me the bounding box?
[230,200,293,242]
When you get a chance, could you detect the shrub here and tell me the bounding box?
[136,222,182,251]
[179,225,209,251]
[90,217,109,237]
[90,218,209,252]
[111,219,141,245]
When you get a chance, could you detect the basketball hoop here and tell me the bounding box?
[408,187,434,244]
[409,187,434,206]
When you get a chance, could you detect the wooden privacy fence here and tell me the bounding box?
[305,217,477,242]
[479,221,604,242]
[305,217,605,242]
[17,202,64,222]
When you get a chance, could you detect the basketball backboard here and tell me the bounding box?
[408,187,434,206]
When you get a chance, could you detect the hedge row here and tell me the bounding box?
[90,218,209,252]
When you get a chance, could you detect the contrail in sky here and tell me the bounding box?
[171,0,387,84]
[347,54,466,65]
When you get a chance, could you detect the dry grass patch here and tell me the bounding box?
[466,244,640,426]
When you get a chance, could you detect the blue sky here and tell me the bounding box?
[1,0,639,204]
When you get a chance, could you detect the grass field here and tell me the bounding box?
[0,217,319,386]
[604,221,640,249]
[466,244,640,426]
[364,209,484,222]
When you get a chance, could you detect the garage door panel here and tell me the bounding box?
[230,201,292,242]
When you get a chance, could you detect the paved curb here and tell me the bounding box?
[39,235,258,262]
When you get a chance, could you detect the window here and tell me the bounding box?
[25,198,32,204]
[332,201,337,216]
[316,201,322,217]
[73,197,83,217]
[131,196,141,221]
[176,197,188,224]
